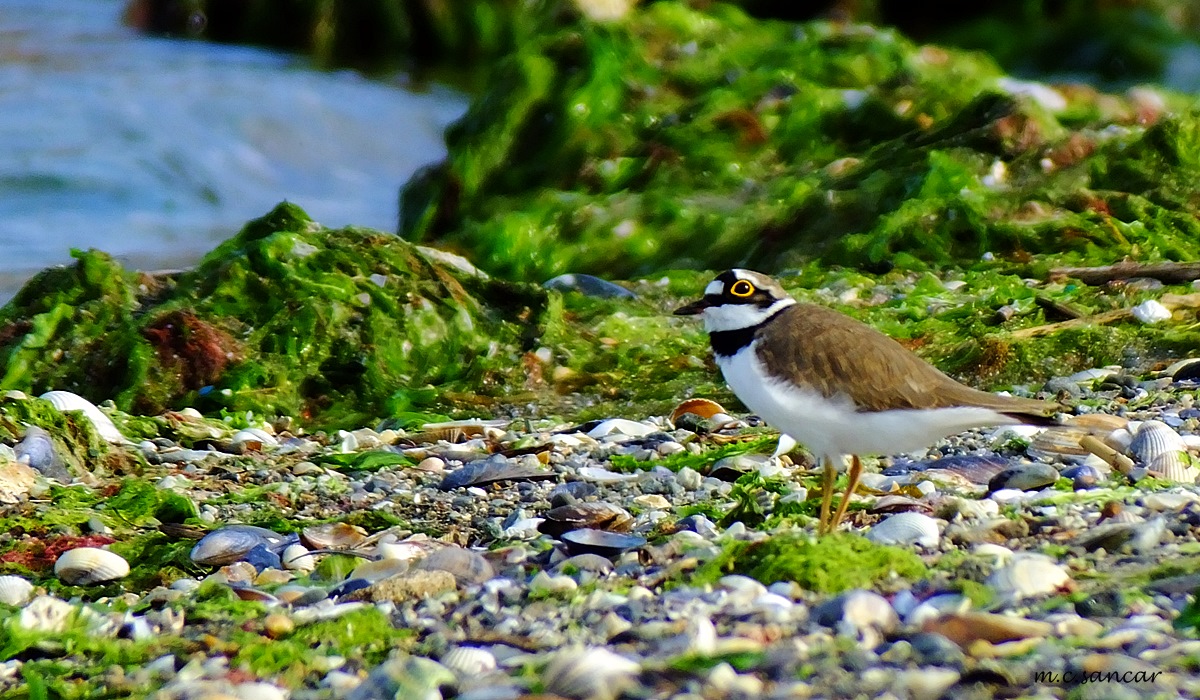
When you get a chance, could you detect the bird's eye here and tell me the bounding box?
[730,280,755,297]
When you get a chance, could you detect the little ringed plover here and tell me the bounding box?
[675,269,1061,534]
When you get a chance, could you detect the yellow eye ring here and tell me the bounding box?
[730,280,755,297]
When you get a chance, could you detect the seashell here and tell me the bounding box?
[1128,420,1188,465]
[1167,357,1200,382]
[987,553,1070,603]
[414,546,494,586]
[229,585,279,604]
[1131,299,1172,324]
[190,525,289,566]
[0,461,38,505]
[543,647,640,700]
[1104,427,1135,453]
[230,428,279,452]
[1027,427,1091,463]
[243,543,282,571]
[551,553,615,579]
[280,544,315,572]
[300,522,368,550]
[897,454,1010,486]
[972,543,1014,566]
[670,398,728,424]
[586,418,656,439]
[1064,366,1121,385]
[923,611,1052,646]
[559,529,647,558]
[1065,413,1130,432]
[54,547,130,585]
[14,426,69,481]
[866,512,940,547]
[987,463,1060,493]
[814,590,898,635]
[902,593,970,628]
[39,391,126,444]
[438,454,555,490]
[349,558,409,583]
[544,273,636,299]
[1145,451,1198,484]
[440,646,497,676]
[940,496,1000,520]
[539,502,634,538]
[18,595,77,633]
[576,466,641,483]
[376,534,442,562]
[0,575,35,606]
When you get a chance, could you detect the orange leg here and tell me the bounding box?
[818,458,836,536]
[828,455,863,533]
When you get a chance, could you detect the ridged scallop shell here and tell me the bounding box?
[1065,413,1130,432]
[0,575,34,606]
[1146,452,1199,484]
[54,547,130,585]
[543,647,641,700]
[987,553,1070,603]
[190,525,288,566]
[865,512,940,547]
[440,646,497,676]
[39,391,126,444]
[1128,420,1188,464]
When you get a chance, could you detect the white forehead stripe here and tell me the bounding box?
[704,280,724,296]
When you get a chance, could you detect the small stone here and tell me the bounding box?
[263,613,294,639]
[344,570,457,604]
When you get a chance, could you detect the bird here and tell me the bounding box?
[674,269,1061,535]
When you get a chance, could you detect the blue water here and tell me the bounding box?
[0,0,467,300]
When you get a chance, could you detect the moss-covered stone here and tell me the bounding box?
[0,202,546,429]
[693,532,928,593]
[400,2,1200,279]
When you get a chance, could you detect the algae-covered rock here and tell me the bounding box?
[695,532,928,594]
[0,203,545,428]
[401,2,1199,279]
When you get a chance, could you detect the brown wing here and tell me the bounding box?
[755,304,1058,419]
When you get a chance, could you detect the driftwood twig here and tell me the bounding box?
[1050,261,1200,286]
[1009,292,1200,339]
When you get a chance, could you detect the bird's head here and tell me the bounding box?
[674,269,796,332]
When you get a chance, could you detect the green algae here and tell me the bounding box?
[693,532,928,594]
[0,202,546,429]
[401,1,1200,279]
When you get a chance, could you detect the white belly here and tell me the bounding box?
[716,343,1017,461]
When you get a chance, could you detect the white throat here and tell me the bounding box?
[701,298,795,333]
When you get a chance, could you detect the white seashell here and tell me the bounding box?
[440,646,497,676]
[280,544,315,572]
[837,590,898,635]
[1064,366,1121,385]
[231,428,279,449]
[1131,299,1172,324]
[586,418,655,439]
[987,553,1070,603]
[19,595,76,632]
[39,391,126,444]
[866,512,940,547]
[972,543,1014,566]
[1027,427,1091,463]
[54,547,130,585]
[1129,420,1188,464]
[903,593,970,628]
[543,647,640,700]
[0,575,34,606]
[1104,427,1134,453]
[577,466,641,483]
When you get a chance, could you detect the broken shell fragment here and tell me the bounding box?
[987,553,1070,603]
[300,522,368,550]
[866,512,940,547]
[54,547,130,585]
[560,529,647,558]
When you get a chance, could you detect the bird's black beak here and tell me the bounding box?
[674,298,709,316]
